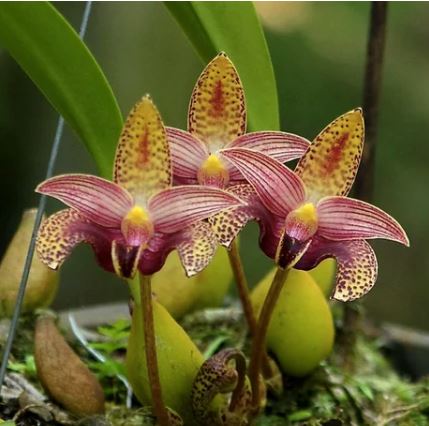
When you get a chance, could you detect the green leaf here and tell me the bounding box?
[287,410,313,422]
[8,354,37,378]
[0,2,122,178]
[166,1,279,131]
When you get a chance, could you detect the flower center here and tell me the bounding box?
[197,153,229,188]
[275,203,318,269]
[284,202,318,242]
[121,205,154,247]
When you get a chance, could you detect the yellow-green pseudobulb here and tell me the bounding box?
[251,268,334,377]
[152,246,232,319]
[126,290,205,425]
[0,209,59,316]
[308,258,336,297]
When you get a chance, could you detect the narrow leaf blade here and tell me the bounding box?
[0,2,123,178]
[166,1,279,131]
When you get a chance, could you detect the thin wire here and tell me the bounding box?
[0,1,93,389]
[68,314,133,408]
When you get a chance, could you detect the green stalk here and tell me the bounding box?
[228,240,274,378]
[247,266,289,411]
[228,240,258,335]
[128,275,170,426]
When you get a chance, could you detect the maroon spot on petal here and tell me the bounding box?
[137,127,150,166]
[323,132,349,175]
[209,80,224,118]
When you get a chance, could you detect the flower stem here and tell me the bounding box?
[138,274,170,426]
[228,240,258,335]
[227,240,273,378]
[248,266,289,410]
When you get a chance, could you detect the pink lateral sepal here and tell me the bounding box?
[317,196,409,246]
[220,148,306,216]
[166,127,208,181]
[148,185,243,234]
[228,131,310,163]
[36,174,133,227]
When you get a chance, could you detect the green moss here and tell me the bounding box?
[2,310,429,426]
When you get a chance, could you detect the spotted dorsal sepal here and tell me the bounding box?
[114,96,172,201]
[188,52,246,151]
[295,108,364,201]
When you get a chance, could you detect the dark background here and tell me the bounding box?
[0,2,427,330]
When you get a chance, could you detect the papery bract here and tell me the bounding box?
[36,96,243,279]
[216,109,409,301]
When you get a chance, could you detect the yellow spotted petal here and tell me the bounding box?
[114,96,171,200]
[208,184,258,248]
[177,222,218,277]
[295,108,364,201]
[36,209,114,273]
[295,237,378,302]
[188,52,246,151]
[332,240,378,301]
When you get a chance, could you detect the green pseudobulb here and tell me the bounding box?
[308,258,336,297]
[251,267,335,377]
[0,209,58,316]
[152,246,232,319]
[126,291,204,425]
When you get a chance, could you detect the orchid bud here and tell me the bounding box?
[0,209,58,316]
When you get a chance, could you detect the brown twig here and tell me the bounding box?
[355,2,388,201]
[342,2,388,367]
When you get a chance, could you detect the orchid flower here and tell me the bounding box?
[166,52,310,189]
[36,96,243,279]
[216,108,409,301]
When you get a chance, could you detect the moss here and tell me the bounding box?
[2,310,429,425]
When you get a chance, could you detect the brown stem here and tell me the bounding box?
[247,267,289,410]
[355,1,388,202]
[342,2,388,366]
[140,274,170,426]
[228,240,273,378]
[228,240,258,335]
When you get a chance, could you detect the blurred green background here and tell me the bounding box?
[0,2,427,330]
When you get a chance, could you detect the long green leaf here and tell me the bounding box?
[166,1,279,131]
[0,2,122,178]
